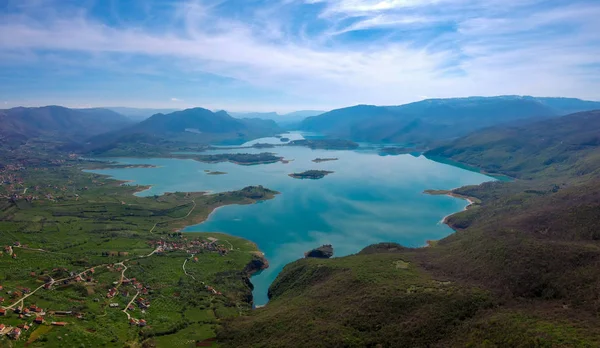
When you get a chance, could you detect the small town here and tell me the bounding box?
[0,235,232,340]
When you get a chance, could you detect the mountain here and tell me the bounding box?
[425,109,600,179]
[300,96,600,144]
[106,107,181,121]
[218,109,600,347]
[228,110,326,127]
[0,106,131,142]
[85,107,281,152]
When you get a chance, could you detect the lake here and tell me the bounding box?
[88,135,495,305]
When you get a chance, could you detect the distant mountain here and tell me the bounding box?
[86,107,281,151]
[300,96,600,144]
[228,110,326,127]
[425,109,600,179]
[0,106,131,142]
[106,107,181,121]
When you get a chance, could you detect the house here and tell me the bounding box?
[138,319,147,327]
[34,317,43,324]
[109,303,119,308]
[0,324,5,331]
[0,308,5,316]
[17,324,29,331]
[9,328,21,339]
[129,319,137,326]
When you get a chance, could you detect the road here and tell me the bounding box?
[122,291,140,320]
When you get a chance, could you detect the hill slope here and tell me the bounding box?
[219,109,600,347]
[300,96,600,144]
[0,106,131,141]
[425,110,600,179]
[85,108,281,153]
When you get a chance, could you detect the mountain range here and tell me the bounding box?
[0,106,131,143]
[300,96,600,144]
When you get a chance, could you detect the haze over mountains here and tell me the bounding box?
[0,106,131,144]
[300,96,600,145]
[3,96,600,152]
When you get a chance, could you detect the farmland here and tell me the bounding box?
[0,157,276,347]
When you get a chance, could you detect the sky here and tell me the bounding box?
[1,0,599,112]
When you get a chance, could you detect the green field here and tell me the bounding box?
[0,160,276,347]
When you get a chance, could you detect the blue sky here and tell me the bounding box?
[1,0,599,112]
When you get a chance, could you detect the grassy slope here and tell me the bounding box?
[219,109,600,347]
[0,162,277,347]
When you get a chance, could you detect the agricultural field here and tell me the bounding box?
[0,160,276,347]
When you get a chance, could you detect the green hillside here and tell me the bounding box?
[220,109,600,347]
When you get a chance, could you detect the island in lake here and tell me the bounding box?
[312,157,338,163]
[173,152,284,165]
[204,170,228,175]
[288,139,359,150]
[288,170,334,179]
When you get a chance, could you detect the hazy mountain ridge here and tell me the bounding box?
[300,96,600,144]
[84,107,282,153]
[0,105,131,141]
[106,107,181,121]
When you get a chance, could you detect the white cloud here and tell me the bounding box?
[0,0,599,109]
[171,98,182,102]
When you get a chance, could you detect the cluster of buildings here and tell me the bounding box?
[149,237,229,256]
[0,304,56,340]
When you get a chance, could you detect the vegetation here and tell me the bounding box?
[288,170,334,180]
[0,106,131,142]
[0,147,278,346]
[84,108,282,153]
[311,158,338,163]
[205,170,228,175]
[287,139,359,150]
[174,152,284,165]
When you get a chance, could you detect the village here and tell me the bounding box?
[0,236,231,340]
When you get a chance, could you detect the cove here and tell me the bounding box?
[87,139,495,306]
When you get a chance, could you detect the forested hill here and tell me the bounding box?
[425,109,600,179]
[0,106,131,142]
[300,96,600,145]
[218,108,600,347]
[84,107,281,154]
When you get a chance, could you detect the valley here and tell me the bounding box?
[1,101,600,347]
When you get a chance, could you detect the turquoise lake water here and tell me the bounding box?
[88,136,495,305]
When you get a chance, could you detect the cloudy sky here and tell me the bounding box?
[1,0,599,112]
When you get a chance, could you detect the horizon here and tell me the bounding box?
[3,95,600,115]
[1,0,600,111]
